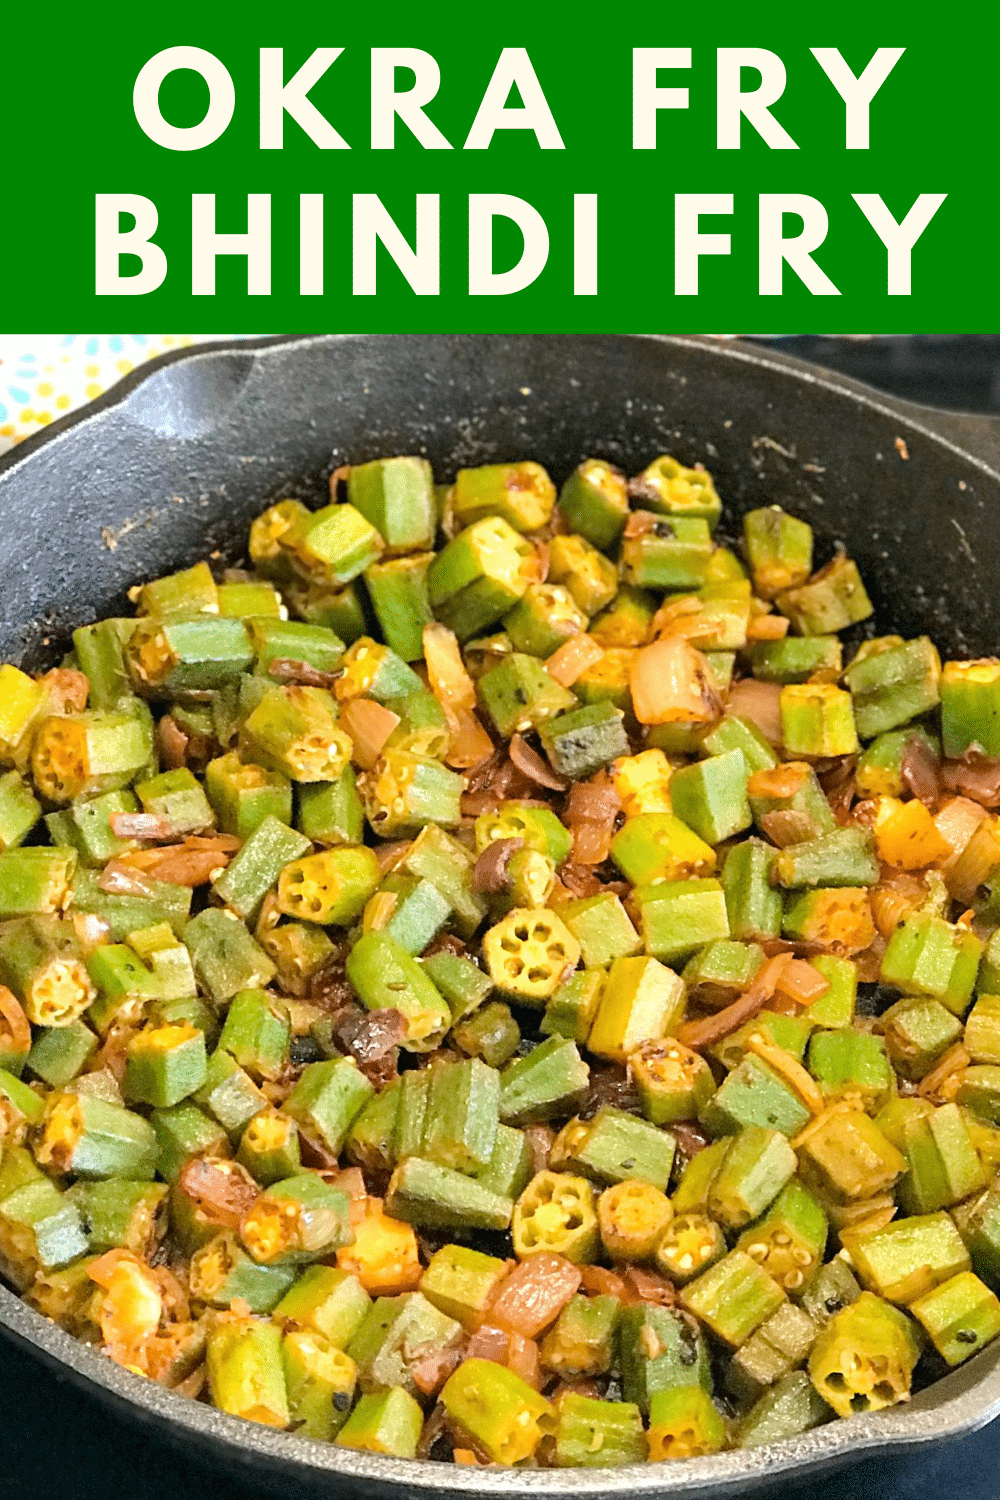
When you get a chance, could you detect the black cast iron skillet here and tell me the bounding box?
[1,334,999,1498]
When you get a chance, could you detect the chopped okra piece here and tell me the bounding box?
[780,683,859,758]
[474,1121,533,1199]
[621,517,714,592]
[26,1017,98,1088]
[358,749,464,838]
[366,872,451,956]
[965,994,1000,1065]
[737,1179,829,1297]
[845,636,941,740]
[285,1058,373,1156]
[808,954,858,1029]
[71,1178,167,1256]
[646,1385,727,1459]
[797,1108,907,1205]
[260,921,335,997]
[482,907,580,1006]
[735,1370,831,1449]
[745,635,843,685]
[46,790,141,870]
[880,912,982,1016]
[799,1256,862,1327]
[0,1178,90,1287]
[726,1301,818,1406]
[808,1291,920,1417]
[422,951,492,1022]
[0,915,95,1026]
[452,1000,522,1069]
[0,769,41,852]
[707,1126,797,1231]
[513,1170,598,1261]
[910,1271,1000,1365]
[699,1054,812,1139]
[632,454,722,527]
[184,909,276,1004]
[655,1212,726,1285]
[421,1058,501,1175]
[281,1328,357,1441]
[558,459,630,550]
[475,800,572,866]
[548,532,619,615]
[588,955,685,1062]
[347,455,436,553]
[541,1292,620,1378]
[384,1156,513,1233]
[598,1178,673,1261]
[610,812,716,886]
[213,815,312,923]
[632,879,730,965]
[883,996,964,1080]
[700,713,779,773]
[36,1090,158,1180]
[630,1037,716,1124]
[940,659,1000,757]
[841,1212,971,1304]
[335,1385,423,1457]
[721,838,784,941]
[552,1393,646,1468]
[896,1103,986,1215]
[428,516,536,641]
[239,1174,353,1265]
[453,460,556,533]
[540,700,631,781]
[773,827,879,890]
[296,767,365,847]
[680,1248,787,1347]
[742,506,813,600]
[346,932,451,1050]
[553,1106,676,1190]
[241,684,353,785]
[363,554,435,662]
[682,940,765,1010]
[807,1029,894,1111]
[205,752,293,840]
[782,887,875,955]
[777,553,874,635]
[31,704,154,804]
[124,613,253,697]
[124,1023,207,1108]
[541,969,605,1042]
[558,893,641,970]
[238,1106,302,1185]
[440,1359,553,1463]
[419,1243,508,1330]
[477,652,576,738]
[748,761,836,843]
[218,988,292,1081]
[500,1035,590,1125]
[205,1315,290,1426]
[670,748,752,845]
[276,844,380,927]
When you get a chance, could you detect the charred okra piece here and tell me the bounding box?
[777,553,873,635]
[539,701,630,782]
[618,1302,712,1412]
[808,1291,920,1416]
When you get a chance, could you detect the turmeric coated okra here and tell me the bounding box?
[2,447,1000,1466]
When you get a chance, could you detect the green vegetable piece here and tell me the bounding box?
[633,879,730,965]
[475,801,572,868]
[453,1000,522,1070]
[0,1179,89,1286]
[538,701,630,781]
[285,1058,374,1156]
[699,1054,812,1139]
[630,1038,715,1126]
[883,996,963,1080]
[347,455,436,554]
[150,1103,229,1181]
[647,1385,727,1459]
[184,909,276,1005]
[0,847,78,920]
[385,1156,513,1232]
[742,506,813,600]
[212,815,312,923]
[682,940,765,1010]
[195,1049,267,1137]
[548,532,619,614]
[124,1023,207,1108]
[335,1385,423,1457]
[205,752,293,840]
[897,1103,987,1215]
[671,749,752,844]
[0,914,95,1026]
[238,1106,302,1185]
[910,1271,1000,1366]
[422,1058,501,1175]
[281,1327,357,1441]
[26,1019,97,1088]
[700,714,779,773]
[45,789,142,870]
[737,1180,829,1297]
[553,1106,676,1191]
[777,554,874,635]
[72,619,137,709]
[707,1126,797,1231]
[559,893,641,970]
[452,460,555,534]
[477,653,576,739]
[541,970,605,1043]
[474,1122,533,1199]
[206,1315,290,1425]
[540,1293,620,1379]
[808,1291,920,1417]
[346,932,450,1052]
[419,1243,508,1331]
[428,516,535,641]
[843,1212,971,1305]
[277,844,381,926]
[240,684,352,784]
[746,636,843,685]
[736,1370,831,1449]
[135,767,215,834]
[808,955,858,1029]
[798,1109,906,1204]
[219,988,292,1081]
[799,1257,862,1327]
[37,1090,158,1180]
[588,955,686,1062]
[240,1173,353,1265]
[780,683,859,758]
[880,912,982,1016]
[0,770,41,851]
[499,1034,590,1125]
[680,1248,786,1347]
[551,1393,646,1468]
[621,516,713,591]
[71,1178,167,1255]
[845,636,941,740]
[940,659,1000,756]
[726,1301,818,1406]
[297,767,364,848]
[502,583,588,659]
[422,951,492,1022]
[774,827,878,890]
[807,1029,894,1111]
[440,1360,552,1464]
[124,614,253,698]
[360,748,464,838]
[275,1264,372,1348]
[721,838,784,942]
[363,553,435,662]
[558,458,629,551]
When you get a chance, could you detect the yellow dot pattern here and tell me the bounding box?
[0,336,252,456]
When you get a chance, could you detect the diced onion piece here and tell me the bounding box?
[728,678,783,745]
[630,638,719,727]
[339,698,401,771]
[546,633,605,688]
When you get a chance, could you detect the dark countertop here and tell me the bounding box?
[5,333,999,1499]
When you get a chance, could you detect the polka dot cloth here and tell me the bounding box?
[0,336,258,456]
